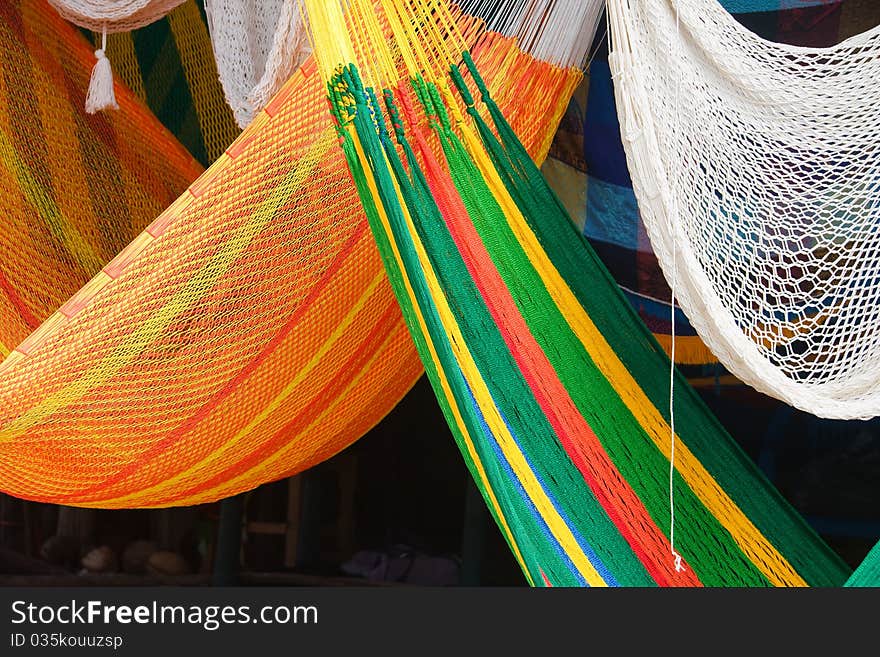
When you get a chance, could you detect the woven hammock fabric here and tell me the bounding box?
[0,0,577,508]
[303,0,854,586]
[93,0,241,167]
[846,539,880,586]
[0,0,202,360]
[47,0,186,32]
[98,0,241,166]
[606,0,880,419]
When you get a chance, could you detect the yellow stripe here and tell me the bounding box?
[28,24,118,264]
[0,30,102,276]
[354,130,599,585]
[26,23,95,203]
[352,143,529,583]
[104,267,389,506]
[0,339,9,358]
[455,119,806,587]
[0,127,336,441]
[167,2,239,163]
[301,0,360,82]
[193,126,535,585]
[652,333,719,365]
[173,315,396,501]
[25,6,157,252]
[0,125,101,275]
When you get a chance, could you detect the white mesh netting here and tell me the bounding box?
[204,0,311,128]
[607,0,880,419]
[47,0,186,32]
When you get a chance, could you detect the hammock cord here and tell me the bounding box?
[668,0,684,575]
[457,0,604,68]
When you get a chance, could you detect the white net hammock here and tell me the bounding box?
[47,0,185,31]
[204,0,312,128]
[607,0,880,420]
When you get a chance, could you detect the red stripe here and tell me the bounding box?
[156,296,402,504]
[52,219,373,502]
[408,117,698,586]
[0,266,39,329]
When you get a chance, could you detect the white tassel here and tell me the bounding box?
[85,27,118,114]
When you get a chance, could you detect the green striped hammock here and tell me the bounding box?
[303,0,878,587]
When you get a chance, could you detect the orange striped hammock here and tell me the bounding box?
[0,0,579,508]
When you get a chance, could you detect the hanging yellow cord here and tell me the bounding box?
[300,0,358,83]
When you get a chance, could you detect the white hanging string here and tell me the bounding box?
[668,0,685,575]
[584,21,608,74]
[669,216,684,574]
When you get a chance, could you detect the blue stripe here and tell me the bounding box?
[464,383,621,587]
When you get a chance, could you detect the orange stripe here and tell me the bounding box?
[170,317,418,507]
[161,298,403,504]
[0,266,39,329]
[48,219,372,502]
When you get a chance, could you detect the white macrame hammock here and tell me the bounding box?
[606,0,880,420]
[46,0,185,32]
[203,0,312,129]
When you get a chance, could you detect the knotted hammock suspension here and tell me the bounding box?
[457,0,603,67]
[606,0,880,419]
[299,0,869,586]
[0,0,580,508]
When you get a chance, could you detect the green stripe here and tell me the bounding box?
[333,101,555,587]
[131,18,208,165]
[845,540,880,587]
[353,101,577,587]
[379,114,597,587]
[336,69,633,586]
[454,55,850,586]
[347,73,653,586]
[416,75,763,586]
